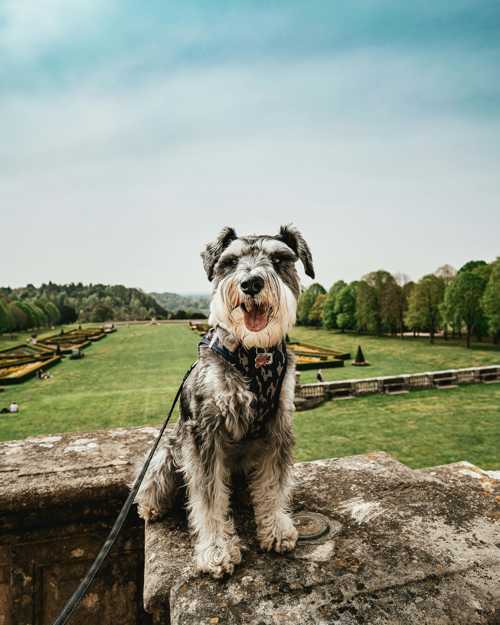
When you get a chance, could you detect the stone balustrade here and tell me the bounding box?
[295,364,500,402]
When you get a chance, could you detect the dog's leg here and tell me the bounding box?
[135,440,178,522]
[248,429,298,554]
[184,437,241,578]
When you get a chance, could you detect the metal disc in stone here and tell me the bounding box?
[293,511,330,541]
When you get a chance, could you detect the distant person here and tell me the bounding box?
[9,401,19,413]
[316,370,324,383]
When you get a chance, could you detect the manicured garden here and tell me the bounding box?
[1,324,498,469]
[295,327,500,383]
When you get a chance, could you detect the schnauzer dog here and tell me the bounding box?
[136,225,314,578]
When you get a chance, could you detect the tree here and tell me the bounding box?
[309,293,326,326]
[36,299,60,326]
[8,301,29,331]
[380,277,402,335]
[90,303,114,322]
[334,283,357,332]
[322,281,346,330]
[404,275,445,343]
[482,258,500,343]
[15,301,38,329]
[400,280,415,337]
[440,285,462,339]
[0,298,14,333]
[59,303,78,324]
[446,270,487,348]
[362,270,395,334]
[44,301,61,325]
[30,303,48,328]
[435,265,457,338]
[296,283,326,326]
[458,260,487,274]
[435,264,457,286]
[355,281,378,333]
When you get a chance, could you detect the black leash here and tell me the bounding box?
[52,361,197,625]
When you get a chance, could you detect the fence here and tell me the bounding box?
[295,365,500,402]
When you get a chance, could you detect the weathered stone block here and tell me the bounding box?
[144,452,500,625]
[0,427,160,625]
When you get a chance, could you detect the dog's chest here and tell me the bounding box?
[200,330,288,438]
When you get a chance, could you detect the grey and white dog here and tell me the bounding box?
[136,225,314,578]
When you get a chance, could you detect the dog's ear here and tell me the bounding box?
[277,224,315,278]
[201,226,238,281]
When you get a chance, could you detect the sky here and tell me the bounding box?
[1,0,500,293]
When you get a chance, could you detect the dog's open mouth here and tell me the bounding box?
[240,302,271,332]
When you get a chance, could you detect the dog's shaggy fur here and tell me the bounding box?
[135,225,314,578]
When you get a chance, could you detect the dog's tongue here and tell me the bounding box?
[243,305,268,332]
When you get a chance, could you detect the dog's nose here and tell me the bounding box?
[240,275,264,296]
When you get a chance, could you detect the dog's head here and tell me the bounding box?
[201,225,314,349]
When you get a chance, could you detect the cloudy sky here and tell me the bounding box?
[2,1,499,292]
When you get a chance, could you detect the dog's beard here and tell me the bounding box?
[209,271,297,349]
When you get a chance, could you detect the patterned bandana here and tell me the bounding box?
[199,328,288,438]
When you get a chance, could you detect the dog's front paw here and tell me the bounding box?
[258,514,298,554]
[137,502,163,522]
[195,537,242,579]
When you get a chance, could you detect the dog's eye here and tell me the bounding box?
[220,255,238,269]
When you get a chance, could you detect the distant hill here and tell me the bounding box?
[150,292,209,316]
[0,282,169,331]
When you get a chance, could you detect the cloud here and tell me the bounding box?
[1,42,499,174]
[1,1,499,291]
[0,0,114,59]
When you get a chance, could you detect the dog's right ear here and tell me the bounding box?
[201,227,238,281]
[277,224,315,279]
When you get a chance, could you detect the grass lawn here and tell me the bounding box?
[294,384,500,469]
[1,324,499,470]
[0,324,198,441]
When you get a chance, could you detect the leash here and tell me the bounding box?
[52,361,197,625]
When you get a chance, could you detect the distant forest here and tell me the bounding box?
[0,283,207,333]
[151,292,209,316]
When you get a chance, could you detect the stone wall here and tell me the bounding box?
[145,453,500,625]
[296,364,500,402]
[0,428,159,625]
[1,429,499,625]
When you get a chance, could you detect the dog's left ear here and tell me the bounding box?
[201,226,238,281]
[277,224,315,278]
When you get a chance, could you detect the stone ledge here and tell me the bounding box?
[0,427,162,625]
[0,426,159,530]
[144,452,500,625]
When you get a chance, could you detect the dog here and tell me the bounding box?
[135,225,315,578]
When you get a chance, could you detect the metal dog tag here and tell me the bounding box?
[255,352,273,368]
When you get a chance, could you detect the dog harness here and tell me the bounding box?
[199,328,288,438]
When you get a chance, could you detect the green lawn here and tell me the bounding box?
[0,324,198,441]
[294,384,500,469]
[1,324,499,470]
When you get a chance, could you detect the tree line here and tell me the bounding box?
[0,282,205,333]
[297,258,500,348]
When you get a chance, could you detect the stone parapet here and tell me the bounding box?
[144,452,500,625]
[0,427,159,625]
